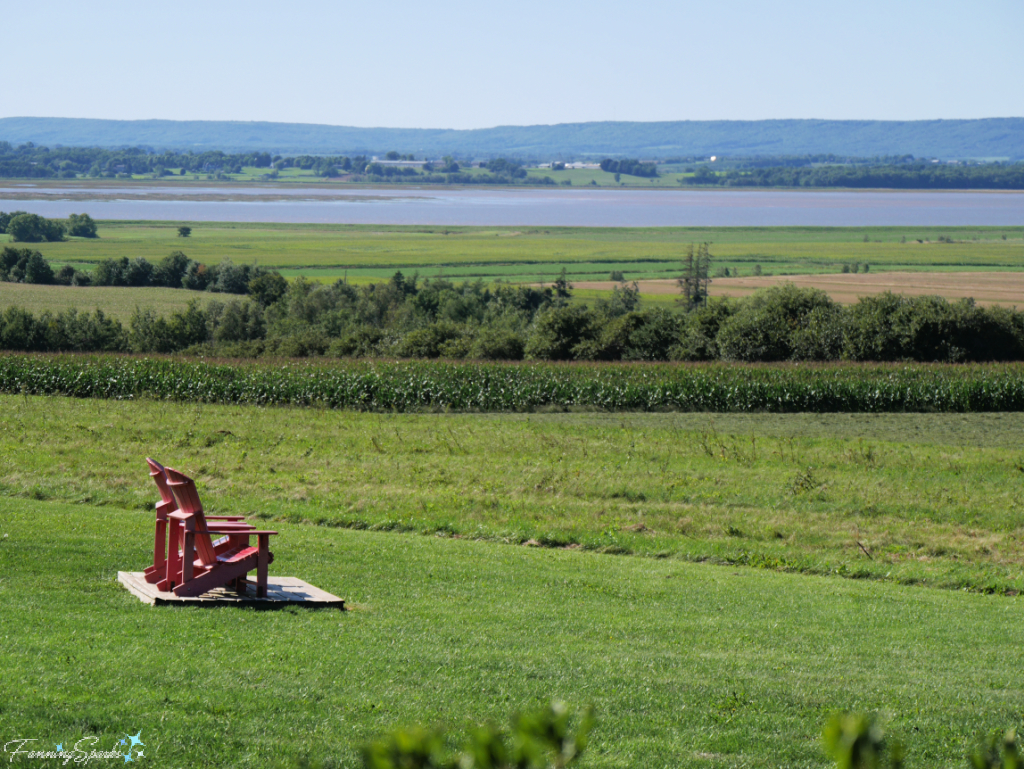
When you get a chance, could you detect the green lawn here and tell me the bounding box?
[5,397,1024,766]
[3,496,1024,768]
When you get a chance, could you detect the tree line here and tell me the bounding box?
[687,162,1024,189]
[0,246,286,301]
[0,211,97,241]
[599,158,659,177]
[2,266,1024,364]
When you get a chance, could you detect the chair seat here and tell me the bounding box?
[217,546,274,566]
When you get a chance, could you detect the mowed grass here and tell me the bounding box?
[13,224,1024,288]
[4,395,1024,594]
[5,497,1024,768]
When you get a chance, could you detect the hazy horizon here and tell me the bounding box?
[1,0,1021,130]
[4,116,1024,132]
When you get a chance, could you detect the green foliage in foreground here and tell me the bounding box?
[824,713,1024,769]
[4,496,1024,768]
[368,711,1021,769]
[6,354,1024,412]
[363,702,592,769]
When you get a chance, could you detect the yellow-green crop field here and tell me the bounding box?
[12,222,1024,289]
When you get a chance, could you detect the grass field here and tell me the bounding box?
[4,395,1024,593]
[3,397,1024,767]
[0,282,218,320]
[11,223,1024,288]
[570,270,1024,307]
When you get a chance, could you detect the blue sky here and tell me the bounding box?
[3,0,1021,129]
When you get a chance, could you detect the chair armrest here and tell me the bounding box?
[206,529,278,535]
[207,516,248,521]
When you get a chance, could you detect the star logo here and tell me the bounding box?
[123,753,133,764]
[55,744,63,752]
[136,751,145,759]
[120,739,126,746]
[127,732,144,749]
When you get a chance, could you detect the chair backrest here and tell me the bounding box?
[163,466,218,566]
[146,458,176,508]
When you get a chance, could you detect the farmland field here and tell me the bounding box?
[2,222,1022,319]
[572,270,1024,306]
[3,397,1024,767]
[0,282,218,320]
[9,222,1024,286]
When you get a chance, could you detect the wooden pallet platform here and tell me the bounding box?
[118,571,345,609]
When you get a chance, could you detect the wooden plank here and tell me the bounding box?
[117,572,345,609]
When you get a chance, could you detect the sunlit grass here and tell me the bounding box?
[4,395,1024,593]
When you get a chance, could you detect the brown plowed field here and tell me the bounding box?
[573,272,1024,307]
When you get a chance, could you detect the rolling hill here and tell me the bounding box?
[1,116,1021,159]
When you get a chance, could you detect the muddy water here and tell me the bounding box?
[0,186,1021,226]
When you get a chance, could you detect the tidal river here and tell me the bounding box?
[0,185,1022,226]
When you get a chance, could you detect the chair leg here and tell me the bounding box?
[157,521,181,592]
[182,532,195,583]
[257,534,270,598]
[144,519,167,584]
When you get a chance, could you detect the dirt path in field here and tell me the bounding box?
[572,272,1024,307]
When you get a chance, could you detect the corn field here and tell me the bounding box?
[3,354,1024,412]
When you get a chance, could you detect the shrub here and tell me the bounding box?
[249,272,289,307]
[823,713,902,769]
[327,327,385,358]
[66,213,98,238]
[525,305,599,361]
[1,247,53,283]
[469,328,526,361]
[92,257,133,287]
[716,285,836,362]
[7,213,66,243]
[209,259,251,294]
[671,302,733,361]
[153,251,192,288]
[181,262,211,291]
[23,251,54,284]
[210,300,266,343]
[396,321,466,359]
[0,210,28,233]
[362,701,592,769]
[129,301,210,353]
[583,309,680,361]
[125,257,155,287]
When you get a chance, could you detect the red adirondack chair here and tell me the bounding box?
[143,458,253,585]
[157,466,278,598]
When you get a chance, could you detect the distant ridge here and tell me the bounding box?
[1,117,1021,159]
